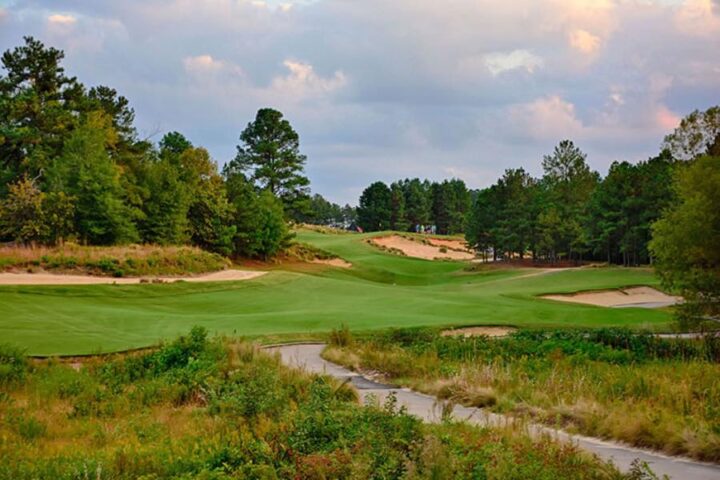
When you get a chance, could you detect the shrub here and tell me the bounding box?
[0,343,28,385]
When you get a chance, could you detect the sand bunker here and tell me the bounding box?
[311,258,352,268]
[426,238,471,253]
[371,235,475,261]
[441,326,516,338]
[542,286,680,308]
[0,269,266,286]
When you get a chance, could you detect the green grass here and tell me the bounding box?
[0,229,673,356]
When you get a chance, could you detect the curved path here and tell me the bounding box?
[268,343,720,480]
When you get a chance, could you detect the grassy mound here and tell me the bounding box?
[0,244,229,277]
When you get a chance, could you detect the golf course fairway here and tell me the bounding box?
[0,230,673,356]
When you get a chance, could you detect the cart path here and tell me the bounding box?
[268,343,720,480]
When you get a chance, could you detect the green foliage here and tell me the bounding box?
[228,108,310,220]
[663,105,720,161]
[0,177,47,244]
[298,193,353,227]
[0,343,27,385]
[227,174,291,259]
[0,330,634,479]
[430,179,470,234]
[401,178,431,228]
[0,38,294,262]
[0,37,83,186]
[390,182,410,231]
[650,155,720,327]
[587,153,675,265]
[357,181,392,231]
[140,155,191,244]
[48,111,138,244]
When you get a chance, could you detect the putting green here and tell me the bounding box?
[0,230,672,356]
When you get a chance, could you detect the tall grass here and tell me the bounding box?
[324,327,720,462]
[0,243,229,277]
[0,329,652,479]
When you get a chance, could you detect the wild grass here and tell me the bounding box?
[324,327,720,463]
[0,328,657,479]
[0,243,229,277]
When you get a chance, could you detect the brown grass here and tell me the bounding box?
[0,243,229,277]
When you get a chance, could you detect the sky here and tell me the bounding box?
[0,0,718,204]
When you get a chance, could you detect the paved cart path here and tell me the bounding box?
[268,343,720,480]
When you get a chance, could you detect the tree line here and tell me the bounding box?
[354,178,471,234]
[465,140,677,265]
[0,37,312,259]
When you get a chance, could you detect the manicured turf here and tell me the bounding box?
[0,230,672,355]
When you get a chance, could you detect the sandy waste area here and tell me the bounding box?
[0,269,266,285]
[542,286,680,308]
[371,235,475,261]
[441,326,516,338]
[311,258,352,268]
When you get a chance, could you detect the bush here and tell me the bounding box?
[0,343,27,384]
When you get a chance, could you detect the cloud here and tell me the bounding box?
[512,95,584,140]
[484,50,543,75]
[183,54,244,78]
[568,29,601,55]
[48,14,77,26]
[270,60,347,99]
[675,0,720,37]
[0,0,717,203]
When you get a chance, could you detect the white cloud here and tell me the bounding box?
[183,54,244,78]
[675,0,720,37]
[568,29,601,54]
[484,50,544,75]
[48,14,76,26]
[270,60,347,98]
[1,0,716,203]
[512,95,584,140]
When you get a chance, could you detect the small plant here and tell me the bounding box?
[0,343,27,385]
[329,324,353,347]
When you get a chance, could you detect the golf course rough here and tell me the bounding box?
[0,230,672,356]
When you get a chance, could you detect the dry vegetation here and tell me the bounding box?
[0,329,651,480]
[0,243,229,277]
[324,328,720,463]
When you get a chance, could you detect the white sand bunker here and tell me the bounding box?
[311,258,352,268]
[371,235,475,261]
[542,286,681,308]
[441,326,516,338]
[0,269,266,286]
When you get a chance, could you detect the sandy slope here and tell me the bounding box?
[311,258,352,268]
[543,286,680,308]
[371,235,475,260]
[0,269,266,285]
[441,326,515,338]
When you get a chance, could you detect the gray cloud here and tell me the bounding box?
[1,0,719,204]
